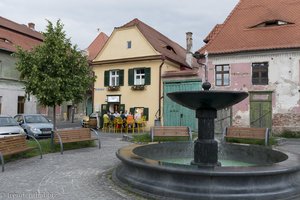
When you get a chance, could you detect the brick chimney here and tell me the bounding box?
[28,22,35,30]
[186,32,193,67]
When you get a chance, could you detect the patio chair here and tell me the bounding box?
[114,117,123,133]
[125,117,135,133]
[102,116,110,132]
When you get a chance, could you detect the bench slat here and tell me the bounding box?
[0,135,42,172]
[2,147,35,156]
[53,128,100,154]
[54,128,93,143]
[151,126,191,142]
[0,135,30,155]
[224,127,269,145]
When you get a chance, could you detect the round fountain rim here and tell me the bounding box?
[167,90,249,110]
[116,142,300,176]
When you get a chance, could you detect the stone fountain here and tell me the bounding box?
[113,56,300,200]
[167,82,248,167]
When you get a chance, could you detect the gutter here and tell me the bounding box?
[158,56,165,121]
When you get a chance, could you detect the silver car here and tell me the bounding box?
[0,115,25,138]
[14,114,53,139]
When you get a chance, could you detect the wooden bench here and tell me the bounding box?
[150,126,192,142]
[0,135,42,172]
[223,127,270,146]
[54,128,100,154]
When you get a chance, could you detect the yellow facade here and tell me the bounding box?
[92,25,181,129]
[95,27,158,60]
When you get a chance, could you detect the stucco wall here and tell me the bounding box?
[93,60,178,129]
[0,52,37,116]
[93,25,183,129]
[95,27,159,61]
[206,50,300,132]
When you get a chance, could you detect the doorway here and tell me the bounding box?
[17,96,25,114]
[249,91,272,129]
[163,79,201,131]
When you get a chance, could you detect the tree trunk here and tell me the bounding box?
[71,103,75,123]
[51,105,57,150]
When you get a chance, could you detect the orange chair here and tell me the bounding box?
[126,117,135,133]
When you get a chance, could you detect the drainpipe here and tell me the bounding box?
[158,56,165,121]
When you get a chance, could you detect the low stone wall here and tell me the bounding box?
[272,113,300,135]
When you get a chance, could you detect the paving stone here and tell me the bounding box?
[0,132,299,200]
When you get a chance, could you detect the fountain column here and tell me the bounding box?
[192,108,219,167]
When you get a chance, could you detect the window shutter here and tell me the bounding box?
[129,107,135,115]
[119,70,124,86]
[104,71,109,86]
[143,107,149,121]
[145,68,151,85]
[128,69,134,86]
[119,104,125,113]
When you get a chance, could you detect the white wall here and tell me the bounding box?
[0,81,37,116]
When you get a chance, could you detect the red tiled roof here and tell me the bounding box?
[87,32,109,61]
[203,24,223,43]
[199,0,300,54]
[0,16,43,53]
[118,18,194,68]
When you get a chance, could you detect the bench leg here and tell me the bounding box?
[27,135,43,159]
[91,128,101,149]
[0,153,4,172]
[55,132,64,154]
[59,142,64,155]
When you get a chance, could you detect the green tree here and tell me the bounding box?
[14,20,95,135]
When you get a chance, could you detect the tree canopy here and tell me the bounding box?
[14,20,95,108]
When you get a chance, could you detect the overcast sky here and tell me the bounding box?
[0,0,239,51]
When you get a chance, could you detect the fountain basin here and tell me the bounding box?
[167,91,248,110]
[114,142,300,200]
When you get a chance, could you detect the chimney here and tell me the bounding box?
[28,22,35,30]
[186,32,193,67]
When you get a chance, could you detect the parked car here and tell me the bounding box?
[14,114,53,139]
[0,115,25,138]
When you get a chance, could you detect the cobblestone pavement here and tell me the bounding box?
[0,133,146,200]
[0,133,299,200]
[274,138,300,155]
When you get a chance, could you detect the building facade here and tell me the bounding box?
[92,19,196,129]
[0,17,42,116]
[199,0,300,134]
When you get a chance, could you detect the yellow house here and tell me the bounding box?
[92,18,196,129]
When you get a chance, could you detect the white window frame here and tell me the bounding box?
[215,64,230,86]
[134,69,145,85]
[109,70,119,86]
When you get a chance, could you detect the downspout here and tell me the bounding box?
[158,56,165,121]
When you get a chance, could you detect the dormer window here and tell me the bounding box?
[165,45,176,54]
[127,41,132,49]
[0,38,12,44]
[251,20,293,28]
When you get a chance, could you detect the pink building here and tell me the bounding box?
[198,0,300,134]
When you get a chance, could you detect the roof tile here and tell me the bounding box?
[200,0,300,54]
[87,32,109,61]
[0,16,43,52]
[119,18,195,68]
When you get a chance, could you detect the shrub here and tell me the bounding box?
[279,131,300,138]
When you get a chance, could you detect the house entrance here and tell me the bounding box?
[163,79,201,131]
[249,91,272,129]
